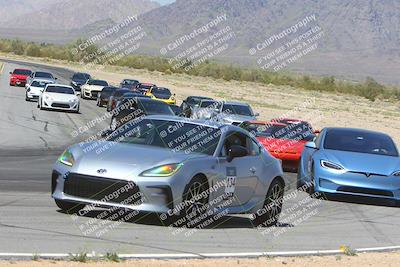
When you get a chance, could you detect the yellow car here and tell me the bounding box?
[145,87,176,105]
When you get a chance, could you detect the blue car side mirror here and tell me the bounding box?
[305,142,317,149]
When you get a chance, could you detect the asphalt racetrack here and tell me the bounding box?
[0,59,399,256]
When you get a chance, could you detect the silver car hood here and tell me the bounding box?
[220,114,256,123]
[72,142,207,179]
[194,108,218,118]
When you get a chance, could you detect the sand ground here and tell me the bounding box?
[1,252,400,267]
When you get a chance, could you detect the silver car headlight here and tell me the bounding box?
[140,163,183,177]
[320,160,344,171]
[392,171,400,177]
[58,150,75,167]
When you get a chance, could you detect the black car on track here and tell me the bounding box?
[106,89,132,112]
[97,86,118,107]
[110,98,175,130]
[70,72,91,91]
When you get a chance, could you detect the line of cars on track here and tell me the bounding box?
[9,67,400,228]
[10,68,81,112]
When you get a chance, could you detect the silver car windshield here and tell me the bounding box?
[35,72,53,79]
[222,104,253,116]
[31,81,52,88]
[107,119,222,155]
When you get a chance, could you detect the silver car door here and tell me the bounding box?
[213,131,260,207]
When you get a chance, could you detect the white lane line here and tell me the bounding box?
[0,62,4,75]
[1,245,400,259]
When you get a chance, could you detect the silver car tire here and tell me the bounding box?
[253,178,284,227]
[180,176,209,228]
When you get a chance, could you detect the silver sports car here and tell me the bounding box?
[192,101,258,126]
[52,116,285,227]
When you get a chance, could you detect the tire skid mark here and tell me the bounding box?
[64,113,79,133]
[0,198,27,208]
[0,222,203,256]
[31,110,36,121]
[349,205,393,244]
[0,117,56,137]
[39,137,49,149]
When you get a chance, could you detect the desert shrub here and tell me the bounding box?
[320,76,336,92]
[10,39,25,55]
[25,44,41,57]
[359,77,385,101]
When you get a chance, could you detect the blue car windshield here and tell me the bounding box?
[324,129,399,157]
[107,119,221,155]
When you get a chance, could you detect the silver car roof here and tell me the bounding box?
[46,83,74,89]
[31,78,55,83]
[222,101,250,106]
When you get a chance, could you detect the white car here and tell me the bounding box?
[25,79,54,101]
[80,79,109,99]
[38,84,80,113]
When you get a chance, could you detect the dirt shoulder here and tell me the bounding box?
[1,252,400,267]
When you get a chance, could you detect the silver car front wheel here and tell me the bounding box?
[253,179,284,227]
[180,176,209,227]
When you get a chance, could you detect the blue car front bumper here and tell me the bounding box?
[315,169,400,201]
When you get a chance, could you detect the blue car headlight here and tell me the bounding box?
[320,160,344,171]
[58,150,75,167]
[140,163,183,177]
[392,171,400,177]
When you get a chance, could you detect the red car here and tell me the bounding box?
[271,118,320,134]
[9,69,32,87]
[242,120,318,171]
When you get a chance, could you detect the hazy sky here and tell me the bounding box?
[154,0,175,5]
